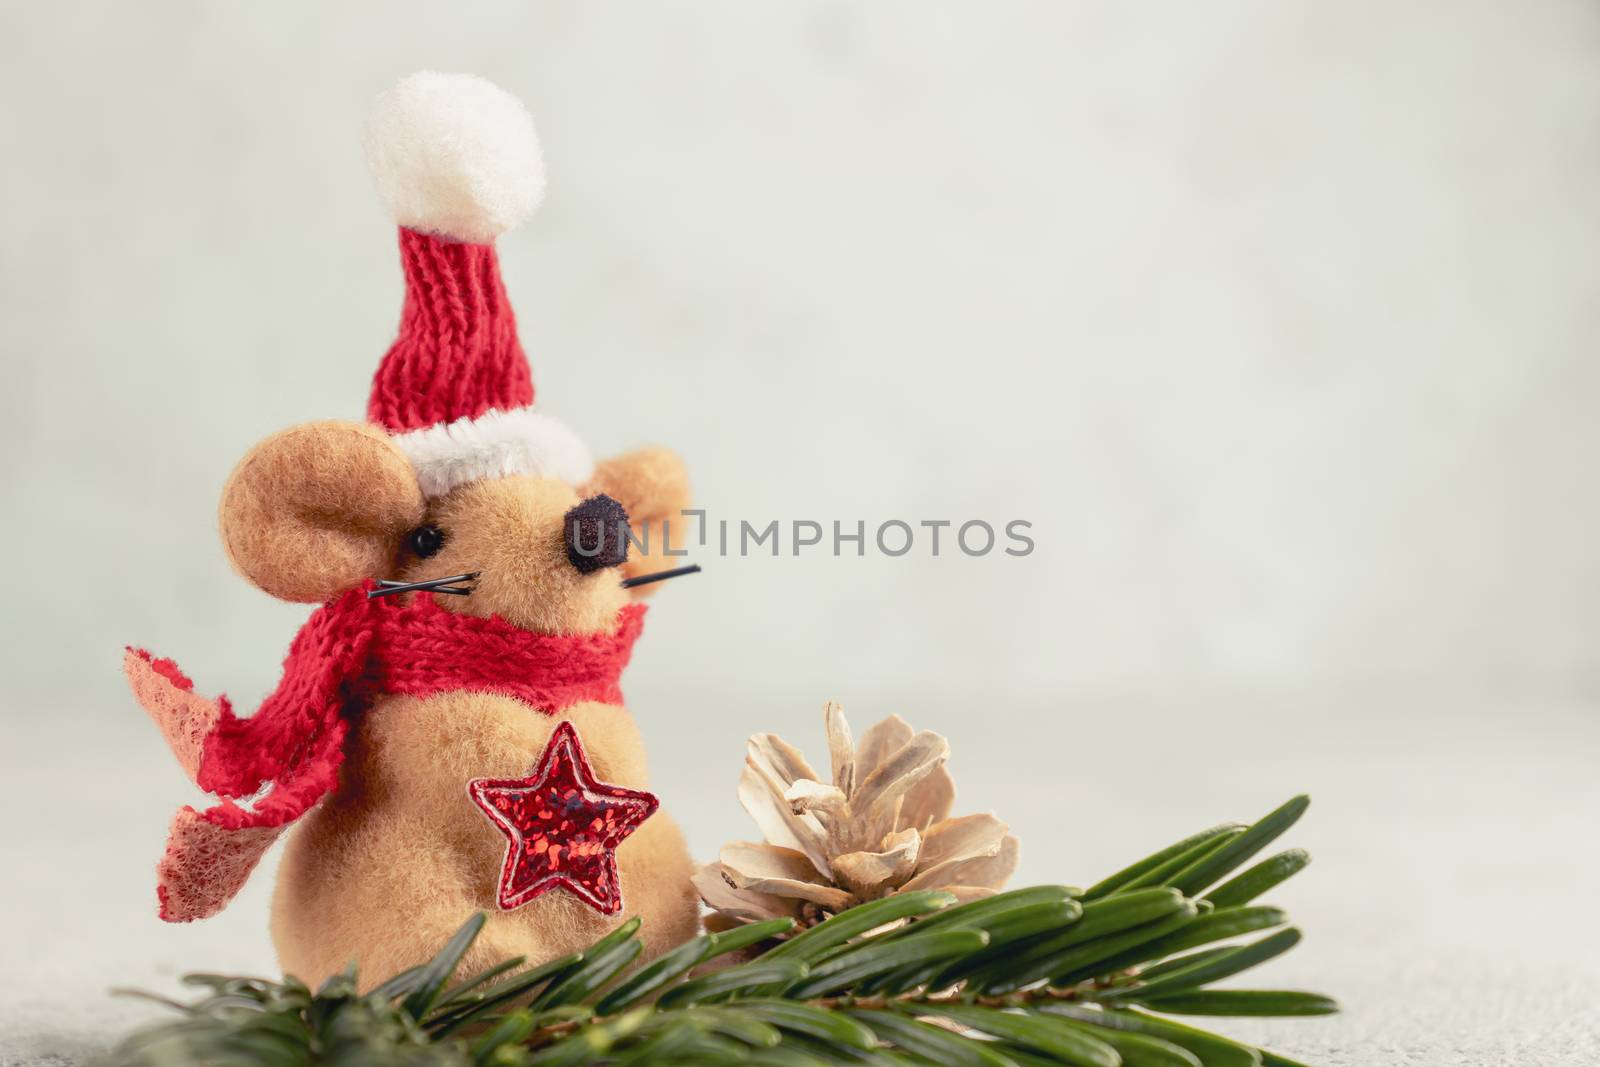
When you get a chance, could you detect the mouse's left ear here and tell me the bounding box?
[219,421,425,603]
[586,447,691,594]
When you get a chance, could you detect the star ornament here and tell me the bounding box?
[468,721,659,915]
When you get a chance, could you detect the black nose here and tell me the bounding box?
[564,494,631,573]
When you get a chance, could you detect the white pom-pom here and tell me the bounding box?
[364,71,545,244]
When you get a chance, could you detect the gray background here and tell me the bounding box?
[2,2,1598,1063]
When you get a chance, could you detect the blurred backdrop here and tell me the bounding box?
[2,3,1598,1063]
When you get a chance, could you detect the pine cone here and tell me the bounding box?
[694,703,1020,930]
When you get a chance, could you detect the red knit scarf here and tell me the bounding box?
[128,583,646,921]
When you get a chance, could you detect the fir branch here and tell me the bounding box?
[106,795,1335,1067]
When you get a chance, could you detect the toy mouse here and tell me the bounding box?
[123,72,700,985]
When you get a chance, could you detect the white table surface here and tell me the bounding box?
[3,693,1595,1066]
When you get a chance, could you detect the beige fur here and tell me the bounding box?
[401,475,630,635]
[272,694,698,985]
[214,422,700,987]
[219,422,425,603]
[587,447,692,594]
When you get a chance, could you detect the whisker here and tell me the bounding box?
[620,564,702,589]
[368,572,480,599]
[375,572,480,589]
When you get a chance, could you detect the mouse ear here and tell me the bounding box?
[219,421,425,603]
[587,447,691,596]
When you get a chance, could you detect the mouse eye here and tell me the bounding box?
[407,525,446,559]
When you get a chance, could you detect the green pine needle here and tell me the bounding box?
[108,795,1336,1067]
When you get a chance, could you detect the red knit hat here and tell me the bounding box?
[362,72,592,498]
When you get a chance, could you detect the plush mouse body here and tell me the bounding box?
[124,73,700,984]
[276,690,696,982]
[269,473,699,981]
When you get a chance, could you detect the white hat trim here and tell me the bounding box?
[393,407,594,499]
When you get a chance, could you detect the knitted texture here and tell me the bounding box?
[367,228,532,434]
[124,585,646,921]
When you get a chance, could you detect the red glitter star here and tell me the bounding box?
[468,721,658,914]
